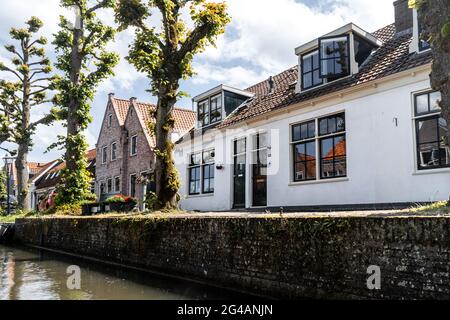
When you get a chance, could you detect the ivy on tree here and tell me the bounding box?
[409,0,450,152]
[52,0,119,206]
[0,17,57,211]
[0,168,6,203]
[115,0,231,209]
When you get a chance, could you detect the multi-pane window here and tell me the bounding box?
[292,121,316,181]
[130,174,137,197]
[102,146,107,164]
[418,15,430,52]
[130,135,137,156]
[197,94,223,128]
[107,178,113,193]
[111,142,117,161]
[188,150,215,195]
[319,114,347,179]
[290,113,347,182]
[301,50,323,90]
[414,91,449,170]
[198,100,210,127]
[210,94,223,124]
[114,177,120,193]
[319,36,350,80]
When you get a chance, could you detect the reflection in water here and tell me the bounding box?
[0,245,243,300]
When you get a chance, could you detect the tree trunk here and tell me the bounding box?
[154,87,180,209]
[15,143,30,211]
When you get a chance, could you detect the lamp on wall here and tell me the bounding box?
[216,163,224,170]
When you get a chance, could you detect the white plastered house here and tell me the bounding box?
[174,0,450,212]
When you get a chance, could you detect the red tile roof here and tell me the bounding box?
[110,97,131,125]
[132,100,197,147]
[34,149,97,190]
[219,24,432,128]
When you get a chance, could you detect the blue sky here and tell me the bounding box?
[0,0,395,163]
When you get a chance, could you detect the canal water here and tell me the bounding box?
[0,245,245,300]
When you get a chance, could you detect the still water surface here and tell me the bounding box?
[0,245,243,300]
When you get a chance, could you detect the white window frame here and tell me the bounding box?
[107,178,113,193]
[111,142,117,161]
[130,135,138,156]
[101,146,107,164]
[114,176,121,193]
[129,173,137,198]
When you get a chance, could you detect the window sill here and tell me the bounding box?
[186,193,215,199]
[412,168,450,176]
[289,177,349,186]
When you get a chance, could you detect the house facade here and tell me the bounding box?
[95,94,196,209]
[30,149,97,211]
[174,0,450,212]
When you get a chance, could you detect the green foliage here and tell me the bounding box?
[115,0,230,208]
[144,191,159,211]
[52,0,119,206]
[0,17,57,209]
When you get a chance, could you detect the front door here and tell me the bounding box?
[233,138,246,208]
[252,133,268,207]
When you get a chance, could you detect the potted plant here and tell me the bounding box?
[104,195,138,213]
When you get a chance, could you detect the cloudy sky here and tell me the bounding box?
[0,0,395,162]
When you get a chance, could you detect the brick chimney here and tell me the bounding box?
[394,0,413,35]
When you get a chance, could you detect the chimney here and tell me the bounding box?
[268,76,275,94]
[108,92,115,99]
[130,97,137,103]
[394,0,413,35]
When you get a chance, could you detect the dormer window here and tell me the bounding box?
[301,50,323,90]
[319,35,350,80]
[418,18,430,52]
[197,94,223,128]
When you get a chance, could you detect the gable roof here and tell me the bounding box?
[34,149,97,191]
[128,99,197,147]
[218,23,432,129]
[110,97,131,126]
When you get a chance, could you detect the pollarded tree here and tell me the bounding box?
[409,0,450,152]
[115,0,230,209]
[0,17,57,211]
[52,0,119,206]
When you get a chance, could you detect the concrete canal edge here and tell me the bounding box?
[13,216,450,299]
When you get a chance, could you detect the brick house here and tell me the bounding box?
[95,94,196,210]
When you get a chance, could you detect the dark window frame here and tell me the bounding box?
[101,146,107,164]
[318,34,351,80]
[319,134,347,180]
[114,176,121,193]
[292,120,317,182]
[414,91,449,170]
[188,150,215,195]
[130,174,137,198]
[197,94,223,128]
[111,142,117,161]
[107,178,113,193]
[301,49,323,91]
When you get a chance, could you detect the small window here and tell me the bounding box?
[210,94,223,124]
[188,166,201,195]
[130,174,137,197]
[107,178,112,193]
[111,142,117,161]
[418,14,430,52]
[292,120,317,182]
[100,181,106,195]
[198,100,210,127]
[301,50,323,90]
[114,177,120,192]
[414,91,449,170]
[130,135,137,156]
[102,146,107,164]
[319,35,350,80]
[108,114,112,128]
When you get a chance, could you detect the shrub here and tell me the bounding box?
[105,194,137,205]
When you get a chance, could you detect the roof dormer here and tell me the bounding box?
[295,23,381,93]
[193,85,254,130]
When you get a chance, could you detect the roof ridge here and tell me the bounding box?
[113,96,195,113]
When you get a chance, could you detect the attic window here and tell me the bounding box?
[301,50,323,90]
[418,18,430,52]
[108,114,112,127]
[319,35,350,80]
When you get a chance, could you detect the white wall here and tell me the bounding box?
[175,75,450,211]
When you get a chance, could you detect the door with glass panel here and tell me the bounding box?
[233,138,246,208]
[252,133,268,207]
